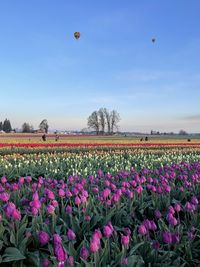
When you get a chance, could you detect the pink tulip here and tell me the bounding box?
[138,225,148,236]
[1,176,7,184]
[0,192,10,202]
[103,225,113,238]
[90,239,100,253]
[75,196,81,206]
[46,205,55,215]
[121,235,130,247]
[59,189,65,197]
[12,209,21,220]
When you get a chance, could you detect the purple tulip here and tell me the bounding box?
[152,240,160,250]
[191,196,198,205]
[154,210,162,219]
[42,259,50,267]
[75,196,81,206]
[53,234,67,263]
[103,225,113,238]
[143,220,152,230]
[38,231,50,246]
[12,208,21,221]
[172,233,180,244]
[67,229,76,241]
[121,257,128,265]
[46,205,55,215]
[65,205,72,214]
[1,176,7,184]
[90,229,102,253]
[66,190,72,198]
[67,256,74,266]
[185,202,195,212]
[174,203,181,212]
[123,227,131,236]
[80,247,89,260]
[187,231,195,241]
[166,213,178,226]
[163,231,172,244]
[168,206,175,215]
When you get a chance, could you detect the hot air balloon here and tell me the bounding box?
[152,38,156,43]
[74,32,80,40]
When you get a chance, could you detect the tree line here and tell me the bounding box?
[0,119,49,133]
[0,108,121,135]
[21,120,49,133]
[87,108,120,135]
[0,119,12,133]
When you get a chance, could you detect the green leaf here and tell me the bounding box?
[19,237,29,254]
[67,242,77,257]
[99,242,109,266]
[17,222,28,244]
[26,251,40,267]
[0,240,3,250]
[0,224,5,238]
[113,251,124,265]
[81,258,93,267]
[10,231,16,246]
[127,255,145,267]
[129,242,144,255]
[2,247,26,262]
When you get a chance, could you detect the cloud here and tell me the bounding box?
[183,115,200,122]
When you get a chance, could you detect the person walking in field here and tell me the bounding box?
[42,134,46,141]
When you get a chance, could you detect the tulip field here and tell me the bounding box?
[0,135,200,266]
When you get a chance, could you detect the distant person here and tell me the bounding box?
[145,136,148,141]
[55,134,59,141]
[42,134,46,141]
[140,138,143,141]
[187,138,191,142]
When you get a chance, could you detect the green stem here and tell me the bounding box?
[52,213,56,233]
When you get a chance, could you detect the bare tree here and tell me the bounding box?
[104,108,111,134]
[110,110,120,134]
[87,111,100,135]
[98,108,106,135]
[39,119,49,133]
[179,129,188,135]
[87,108,120,135]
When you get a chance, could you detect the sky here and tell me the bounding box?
[0,0,200,133]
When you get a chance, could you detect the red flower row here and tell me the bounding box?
[0,143,200,148]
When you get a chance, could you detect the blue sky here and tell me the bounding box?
[0,0,200,132]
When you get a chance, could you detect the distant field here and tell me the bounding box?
[0,133,200,144]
